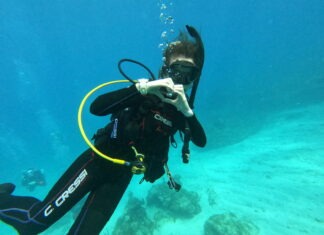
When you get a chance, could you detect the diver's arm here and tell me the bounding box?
[186,115,207,147]
[90,78,176,116]
[90,85,142,116]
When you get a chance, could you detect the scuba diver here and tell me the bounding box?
[21,168,46,192]
[0,25,206,234]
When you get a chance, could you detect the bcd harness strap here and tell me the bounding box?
[181,120,191,164]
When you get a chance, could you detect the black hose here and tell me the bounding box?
[118,58,156,84]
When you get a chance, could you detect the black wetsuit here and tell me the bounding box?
[0,85,206,235]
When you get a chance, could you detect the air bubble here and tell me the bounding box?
[158,0,175,52]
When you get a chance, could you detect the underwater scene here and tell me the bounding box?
[1,0,323,234]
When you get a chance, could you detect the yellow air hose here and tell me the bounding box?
[77,79,131,166]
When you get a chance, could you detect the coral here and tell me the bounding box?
[113,183,202,234]
[204,213,259,235]
[112,194,155,235]
[147,183,201,219]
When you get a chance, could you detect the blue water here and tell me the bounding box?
[1,0,324,234]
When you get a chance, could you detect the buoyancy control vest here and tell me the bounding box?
[93,95,178,182]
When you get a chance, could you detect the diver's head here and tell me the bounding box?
[159,26,204,89]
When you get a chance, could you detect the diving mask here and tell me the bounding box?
[168,61,200,85]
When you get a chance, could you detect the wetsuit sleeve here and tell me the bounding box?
[186,115,207,147]
[90,85,142,116]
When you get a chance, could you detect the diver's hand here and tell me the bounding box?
[136,78,174,97]
[162,84,194,117]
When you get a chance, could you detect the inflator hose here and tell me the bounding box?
[77,80,131,166]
